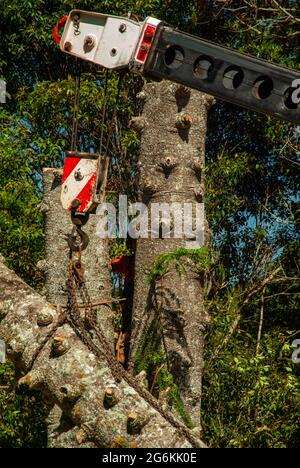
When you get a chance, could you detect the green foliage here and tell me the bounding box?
[0,362,48,448]
[134,317,193,428]
[148,247,211,283]
[0,109,44,284]
[201,242,300,448]
[202,303,300,448]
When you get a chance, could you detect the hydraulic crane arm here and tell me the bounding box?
[145,28,300,125]
[54,10,299,223]
[56,9,300,124]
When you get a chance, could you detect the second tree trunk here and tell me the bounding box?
[129,81,213,428]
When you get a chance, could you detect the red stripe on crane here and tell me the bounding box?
[70,172,97,212]
[62,157,81,183]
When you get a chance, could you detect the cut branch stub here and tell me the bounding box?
[51,335,70,357]
[129,116,148,133]
[104,387,120,408]
[175,113,193,130]
[18,369,44,391]
[127,411,151,435]
[18,373,32,388]
[158,157,178,179]
[175,86,191,101]
[194,188,204,203]
[190,161,203,182]
[60,384,82,403]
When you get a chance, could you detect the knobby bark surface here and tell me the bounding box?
[38,169,114,447]
[0,256,206,448]
[0,82,212,448]
[129,81,213,427]
[40,169,113,340]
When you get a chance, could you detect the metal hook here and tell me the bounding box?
[71,212,90,227]
[66,226,89,252]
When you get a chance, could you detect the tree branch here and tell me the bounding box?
[0,256,207,448]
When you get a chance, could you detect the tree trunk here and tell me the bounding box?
[38,169,114,447]
[0,256,206,448]
[40,169,114,340]
[129,81,213,428]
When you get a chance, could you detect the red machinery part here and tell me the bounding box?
[111,255,135,284]
[136,24,157,63]
[53,15,68,44]
[61,155,98,213]
[111,256,128,276]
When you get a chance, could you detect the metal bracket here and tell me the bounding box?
[59,10,162,73]
[61,152,99,213]
[60,10,142,70]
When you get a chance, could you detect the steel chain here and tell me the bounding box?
[65,252,201,448]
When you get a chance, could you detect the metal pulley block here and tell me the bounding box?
[61,151,102,214]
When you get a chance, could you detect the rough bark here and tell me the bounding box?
[38,169,114,447]
[0,256,206,448]
[39,169,113,341]
[129,81,213,427]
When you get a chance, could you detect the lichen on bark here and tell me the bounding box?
[129,81,214,428]
[0,257,207,448]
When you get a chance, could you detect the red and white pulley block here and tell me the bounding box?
[61,152,99,213]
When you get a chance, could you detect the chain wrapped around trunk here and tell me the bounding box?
[65,249,203,448]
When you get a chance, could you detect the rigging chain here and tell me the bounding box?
[67,69,125,251]
[97,70,126,204]
[65,251,202,449]
[71,60,81,152]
